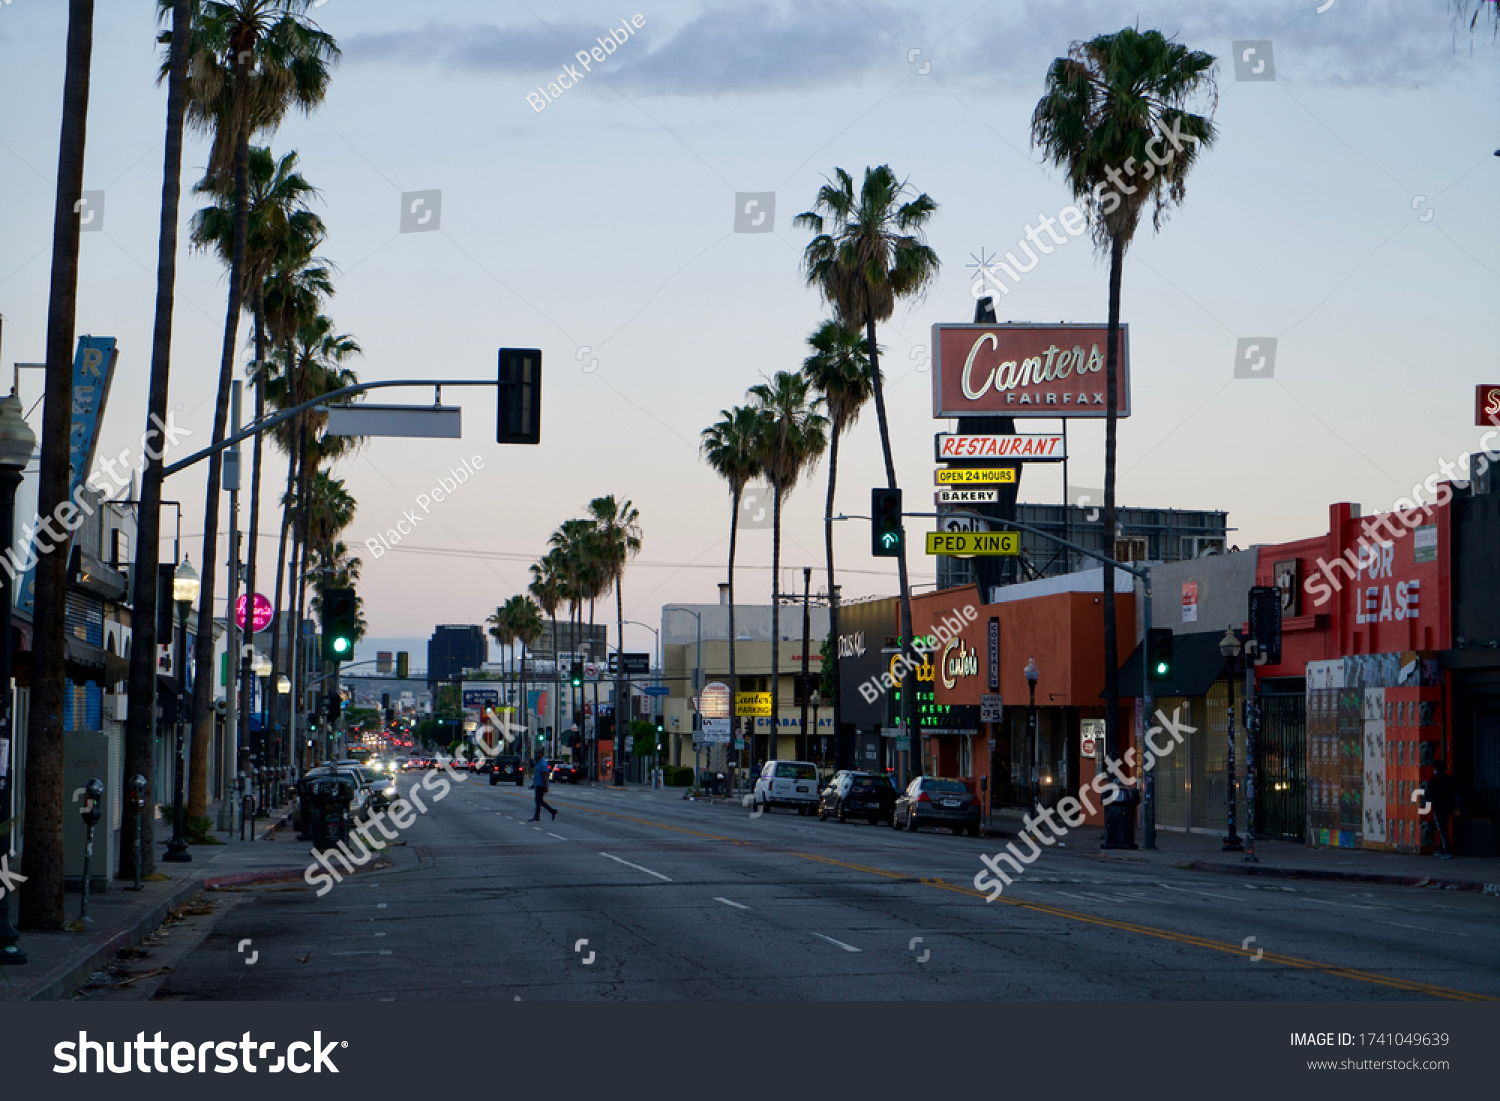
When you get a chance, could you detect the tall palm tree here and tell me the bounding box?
[588,496,642,783]
[800,320,872,771]
[21,0,97,932]
[485,606,515,751]
[700,404,766,770]
[122,0,191,887]
[174,0,339,818]
[502,594,544,752]
[793,165,938,778]
[748,373,828,763]
[1032,27,1217,826]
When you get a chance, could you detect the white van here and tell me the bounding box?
[753,760,820,814]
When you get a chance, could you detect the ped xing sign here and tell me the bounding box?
[936,488,999,505]
[935,467,1016,485]
[936,434,1065,461]
[925,531,1019,557]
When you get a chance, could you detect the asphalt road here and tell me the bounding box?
[142,773,1499,1001]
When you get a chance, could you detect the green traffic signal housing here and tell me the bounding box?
[870,487,903,557]
[569,661,583,688]
[321,587,357,663]
[1145,627,1174,682]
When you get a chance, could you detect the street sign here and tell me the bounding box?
[583,662,601,681]
[936,433,1066,461]
[980,693,1003,723]
[700,681,732,719]
[938,514,989,534]
[925,531,1019,557]
[642,685,671,697]
[608,652,651,675]
[936,488,999,505]
[700,718,731,744]
[325,403,462,438]
[735,692,772,716]
[462,687,501,709]
[935,467,1016,485]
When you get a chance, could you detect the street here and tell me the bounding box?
[139,775,1497,1001]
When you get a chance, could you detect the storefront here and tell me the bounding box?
[834,597,899,774]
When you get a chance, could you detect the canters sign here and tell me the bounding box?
[931,323,1130,419]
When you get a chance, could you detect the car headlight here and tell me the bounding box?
[383,786,396,796]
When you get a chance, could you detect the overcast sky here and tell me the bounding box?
[1,0,1495,664]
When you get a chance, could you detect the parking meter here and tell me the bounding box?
[78,778,105,921]
[128,774,148,891]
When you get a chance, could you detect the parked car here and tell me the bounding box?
[894,776,981,836]
[550,761,581,784]
[489,755,525,786]
[753,760,820,814]
[819,771,897,825]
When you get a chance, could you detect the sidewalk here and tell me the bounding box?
[985,807,1500,894]
[0,801,310,1002]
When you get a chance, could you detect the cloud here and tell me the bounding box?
[346,2,910,95]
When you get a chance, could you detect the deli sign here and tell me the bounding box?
[931,323,1130,419]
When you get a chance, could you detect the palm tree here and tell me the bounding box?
[1032,27,1217,823]
[529,557,564,751]
[502,594,544,752]
[793,165,938,779]
[800,320,872,771]
[700,404,766,770]
[485,606,516,752]
[21,0,98,931]
[588,496,642,783]
[174,0,339,818]
[748,372,828,763]
[122,0,192,887]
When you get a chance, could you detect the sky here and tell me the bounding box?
[0,0,1495,667]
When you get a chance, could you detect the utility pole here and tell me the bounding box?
[800,567,811,762]
[218,381,241,831]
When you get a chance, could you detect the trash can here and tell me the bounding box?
[307,775,357,851]
[1103,784,1140,849]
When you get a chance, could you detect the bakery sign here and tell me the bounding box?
[931,323,1130,419]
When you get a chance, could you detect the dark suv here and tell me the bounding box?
[489,755,525,786]
[895,777,981,836]
[818,771,897,825]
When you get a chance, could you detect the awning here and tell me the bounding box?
[1112,631,1227,699]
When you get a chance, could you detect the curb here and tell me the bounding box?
[1179,858,1495,894]
[6,873,208,1002]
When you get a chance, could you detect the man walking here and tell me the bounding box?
[530,755,557,822]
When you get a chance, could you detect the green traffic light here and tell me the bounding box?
[1155,661,1168,674]
[882,532,900,548]
[334,637,350,654]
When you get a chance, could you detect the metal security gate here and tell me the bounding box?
[1257,694,1306,841]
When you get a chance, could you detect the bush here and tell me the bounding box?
[663,766,694,787]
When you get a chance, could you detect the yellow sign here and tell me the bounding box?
[925,531,1020,557]
[735,692,772,717]
[935,467,1017,485]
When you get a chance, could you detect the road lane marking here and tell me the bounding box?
[377,903,387,909]
[548,832,567,840]
[1378,920,1468,936]
[811,932,861,953]
[599,851,673,881]
[714,897,750,910]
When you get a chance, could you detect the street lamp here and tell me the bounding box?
[1218,626,1245,853]
[0,390,35,964]
[164,556,199,862]
[666,606,703,774]
[1024,656,1040,812]
[622,618,661,785]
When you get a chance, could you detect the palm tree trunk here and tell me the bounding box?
[291,411,313,763]
[864,316,916,783]
[824,423,843,770]
[770,489,783,762]
[268,422,295,766]
[121,0,188,884]
[1101,231,1125,805]
[727,487,740,773]
[241,289,266,774]
[588,599,597,779]
[21,0,96,930]
[615,578,625,784]
[187,69,254,822]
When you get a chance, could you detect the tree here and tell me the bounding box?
[122,0,192,887]
[502,593,544,752]
[800,320,872,772]
[587,495,642,784]
[528,556,564,746]
[699,404,766,769]
[793,165,938,781]
[748,372,827,763]
[174,0,339,818]
[1032,26,1217,834]
[21,0,97,930]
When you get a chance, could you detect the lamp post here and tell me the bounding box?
[1218,625,1245,853]
[623,619,660,784]
[0,390,35,964]
[1024,656,1040,812]
[164,556,200,862]
[810,690,823,770]
[667,607,702,773]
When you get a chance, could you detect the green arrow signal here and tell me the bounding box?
[882,532,900,548]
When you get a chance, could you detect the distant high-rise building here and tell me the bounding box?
[427,624,486,693]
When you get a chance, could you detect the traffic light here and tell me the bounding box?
[871,487,903,557]
[321,587,356,662]
[1145,628,1174,682]
[396,650,409,679]
[497,347,542,445]
[570,661,583,688]
[326,692,342,724]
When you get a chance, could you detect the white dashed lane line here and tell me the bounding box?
[599,852,673,882]
[811,933,861,953]
[714,897,750,910]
